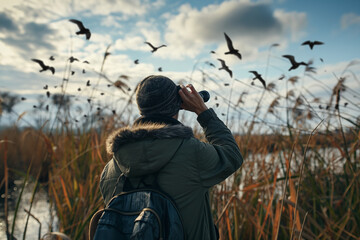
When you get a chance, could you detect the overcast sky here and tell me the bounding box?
[0,0,359,131]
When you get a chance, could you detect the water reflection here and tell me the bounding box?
[0,179,58,239]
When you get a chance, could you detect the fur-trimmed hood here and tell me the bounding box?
[106,122,194,177]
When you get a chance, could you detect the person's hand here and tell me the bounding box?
[178,84,208,115]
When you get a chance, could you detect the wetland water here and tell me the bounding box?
[0,180,58,239]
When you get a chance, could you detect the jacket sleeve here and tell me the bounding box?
[195,108,243,188]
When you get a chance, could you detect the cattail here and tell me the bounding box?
[268,97,280,114]
[306,111,313,120]
[286,90,294,99]
[118,74,129,80]
[114,80,129,93]
[313,97,320,103]
[288,76,299,85]
[267,83,276,91]
[236,92,248,106]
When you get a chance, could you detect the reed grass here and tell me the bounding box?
[1,48,359,240]
[1,108,359,239]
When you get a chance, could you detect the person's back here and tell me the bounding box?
[100,75,243,239]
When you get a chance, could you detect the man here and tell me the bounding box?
[100,75,243,239]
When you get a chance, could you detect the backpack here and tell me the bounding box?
[89,174,186,240]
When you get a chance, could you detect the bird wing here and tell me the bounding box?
[85,31,91,40]
[69,19,85,30]
[235,52,242,59]
[301,41,311,46]
[249,71,258,75]
[224,33,235,51]
[314,41,324,45]
[217,58,226,68]
[282,55,296,64]
[258,77,266,89]
[49,67,55,74]
[144,41,156,50]
[31,59,46,69]
[226,68,233,78]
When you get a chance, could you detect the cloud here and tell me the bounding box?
[341,13,360,29]
[0,0,164,19]
[273,9,307,40]
[0,12,18,31]
[161,1,307,60]
[112,20,164,53]
[0,21,57,55]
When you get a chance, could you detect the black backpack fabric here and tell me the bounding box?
[89,175,186,240]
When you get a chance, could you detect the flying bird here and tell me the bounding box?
[224,32,242,60]
[69,19,91,40]
[83,60,90,64]
[158,67,162,72]
[68,56,79,63]
[86,80,91,86]
[249,71,266,89]
[205,61,216,68]
[43,85,48,90]
[282,55,308,71]
[301,40,324,50]
[144,41,167,53]
[49,56,55,61]
[31,59,55,74]
[134,59,139,64]
[217,58,232,78]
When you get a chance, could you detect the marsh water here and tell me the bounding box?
[0,180,58,239]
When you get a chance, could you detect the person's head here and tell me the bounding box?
[135,75,182,118]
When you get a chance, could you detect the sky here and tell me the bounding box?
[0,0,359,132]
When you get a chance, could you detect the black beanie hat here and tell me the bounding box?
[136,75,182,117]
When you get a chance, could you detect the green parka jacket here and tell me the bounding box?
[100,108,243,239]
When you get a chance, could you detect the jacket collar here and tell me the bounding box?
[106,117,193,154]
[133,115,182,126]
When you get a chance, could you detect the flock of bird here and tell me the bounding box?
[29,18,325,113]
[213,33,323,90]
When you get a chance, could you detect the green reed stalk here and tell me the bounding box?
[290,120,323,240]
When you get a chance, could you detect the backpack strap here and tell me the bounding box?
[89,209,106,240]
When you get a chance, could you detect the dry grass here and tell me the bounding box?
[1,47,359,239]
[1,118,359,239]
